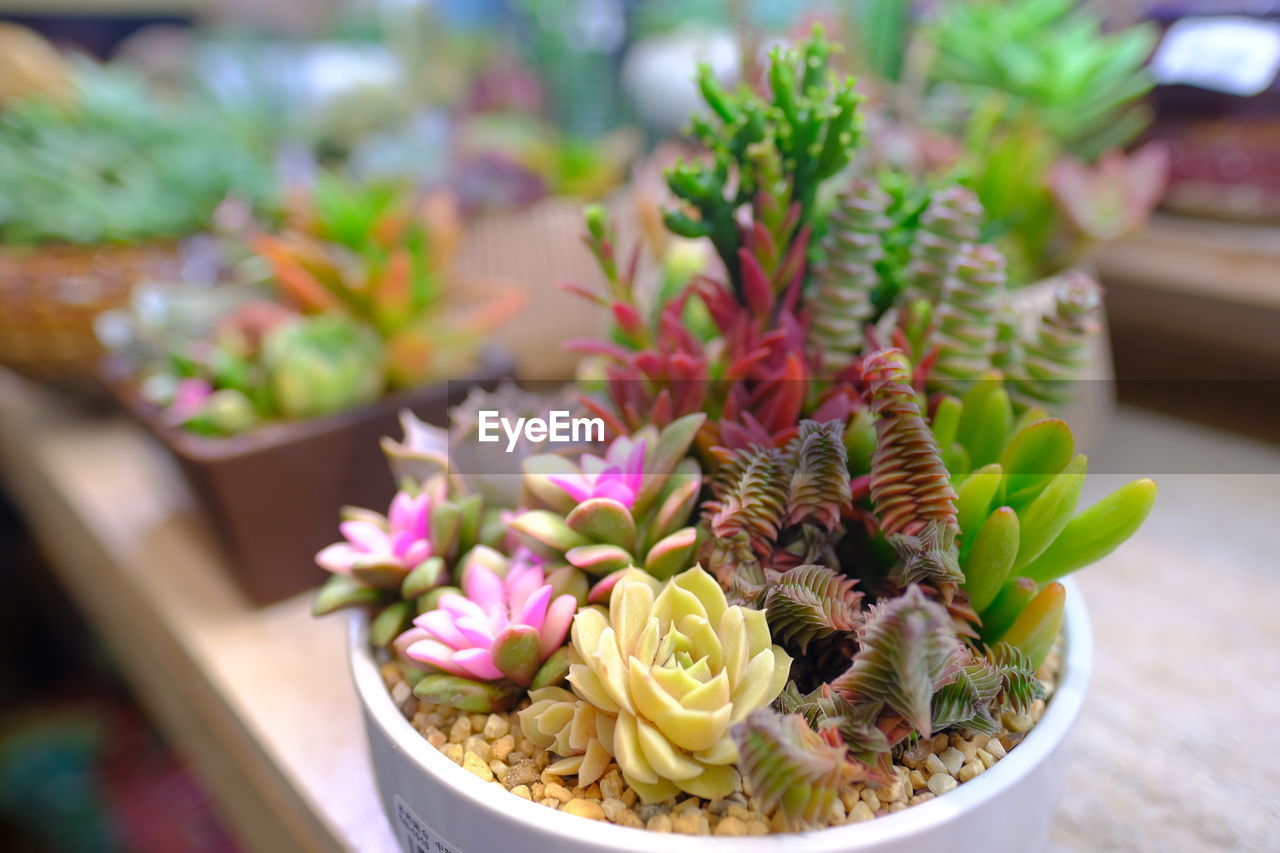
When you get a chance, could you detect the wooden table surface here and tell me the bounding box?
[0,372,1277,852]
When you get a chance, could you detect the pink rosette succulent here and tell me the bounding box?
[316,490,432,580]
[401,559,576,686]
[548,436,646,508]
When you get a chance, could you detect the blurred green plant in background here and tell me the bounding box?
[0,62,275,247]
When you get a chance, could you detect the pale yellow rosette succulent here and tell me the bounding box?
[521,565,791,802]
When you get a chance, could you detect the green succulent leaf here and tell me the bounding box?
[1022,479,1157,584]
[565,497,637,548]
[371,600,413,649]
[999,418,1074,507]
[313,573,383,616]
[962,506,1020,614]
[413,674,524,713]
[1013,453,1087,572]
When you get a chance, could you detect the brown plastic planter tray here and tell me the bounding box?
[102,348,512,605]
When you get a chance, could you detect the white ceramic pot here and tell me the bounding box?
[349,580,1091,853]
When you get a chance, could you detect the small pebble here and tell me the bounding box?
[464,737,492,763]
[618,810,644,828]
[600,769,624,801]
[463,752,494,782]
[939,747,965,776]
[860,789,880,811]
[909,792,935,806]
[715,816,748,836]
[443,743,464,765]
[927,774,957,796]
[647,814,673,833]
[449,717,472,742]
[986,739,1007,759]
[958,761,984,783]
[745,819,770,835]
[506,760,539,787]
[539,797,560,809]
[484,714,511,739]
[564,799,606,821]
[908,769,927,790]
[545,782,574,803]
[601,798,627,823]
[511,785,532,800]
[924,754,948,777]
[492,735,515,762]
[976,748,997,769]
[848,802,875,823]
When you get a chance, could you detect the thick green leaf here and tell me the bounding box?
[644,527,698,580]
[963,507,1020,613]
[1000,418,1074,507]
[413,674,523,712]
[1022,479,1157,583]
[1000,583,1065,669]
[1013,453,1086,571]
[371,600,413,648]
[565,497,637,548]
[979,576,1038,645]
[509,510,590,558]
[313,574,382,616]
[957,463,1004,553]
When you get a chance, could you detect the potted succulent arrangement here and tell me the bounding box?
[316,33,1156,850]
[0,49,274,385]
[101,176,523,604]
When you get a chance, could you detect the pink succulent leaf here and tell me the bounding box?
[340,520,391,554]
[539,594,577,658]
[406,639,470,676]
[454,616,498,648]
[315,543,360,574]
[547,473,595,505]
[505,562,544,614]
[587,570,627,604]
[415,609,473,650]
[515,584,553,633]
[465,564,507,610]
[453,647,504,680]
[402,539,433,568]
[438,592,488,623]
[168,378,213,422]
[388,492,418,535]
[393,627,432,669]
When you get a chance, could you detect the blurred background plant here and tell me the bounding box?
[98,175,525,436]
[0,58,275,247]
[844,0,1169,283]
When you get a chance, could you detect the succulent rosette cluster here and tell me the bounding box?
[512,416,705,592]
[401,557,576,689]
[521,566,790,802]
